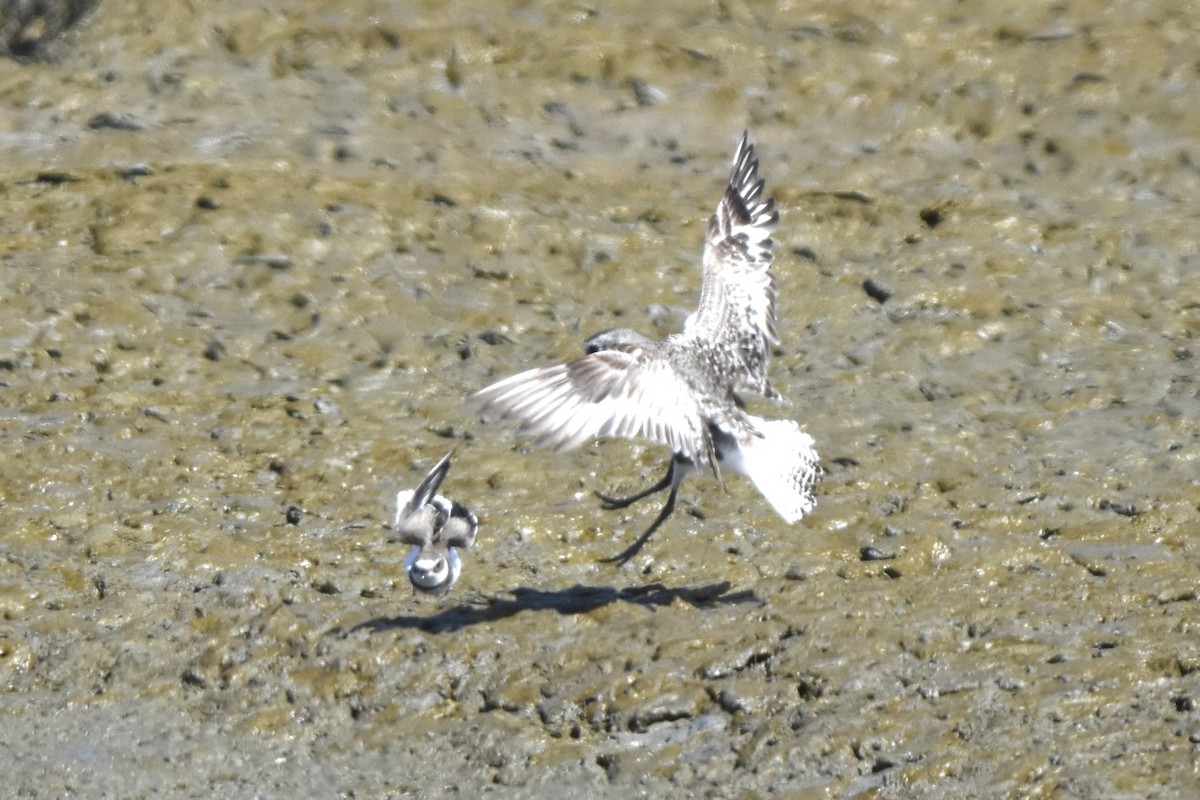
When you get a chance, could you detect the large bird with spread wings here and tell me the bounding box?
[471,133,821,563]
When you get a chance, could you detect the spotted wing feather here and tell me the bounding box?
[682,132,780,399]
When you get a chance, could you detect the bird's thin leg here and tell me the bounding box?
[594,460,675,510]
[600,463,686,565]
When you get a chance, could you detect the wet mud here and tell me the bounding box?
[1,1,1197,797]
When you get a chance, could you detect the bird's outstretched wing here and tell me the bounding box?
[392,450,454,545]
[405,450,453,516]
[470,346,716,465]
[681,132,780,399]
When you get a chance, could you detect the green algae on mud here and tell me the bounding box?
[1,0,1199,798]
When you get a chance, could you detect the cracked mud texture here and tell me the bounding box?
[1,1,1198,798]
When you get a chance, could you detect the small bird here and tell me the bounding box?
[391,450,478,594]
[471,133,821,564]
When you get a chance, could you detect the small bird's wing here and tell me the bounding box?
[392,491,434,546]
[440,504,479,550]
[470,347,714,464]
[406,450,454,514]
[682,132,780,398]
[392,451,455,545]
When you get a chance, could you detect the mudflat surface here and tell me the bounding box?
[1,1,1197,797]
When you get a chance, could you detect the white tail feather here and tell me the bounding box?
[726,418,821,523]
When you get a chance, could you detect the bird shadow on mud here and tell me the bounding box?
[341,581,759,636]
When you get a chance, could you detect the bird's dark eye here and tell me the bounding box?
[585,342,600,355]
